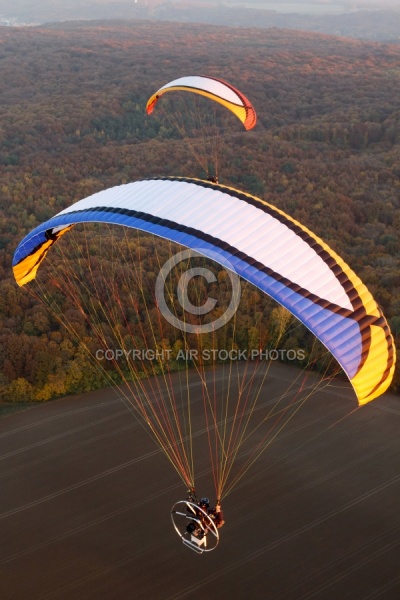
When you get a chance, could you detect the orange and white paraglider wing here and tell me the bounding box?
[146,76,256,130]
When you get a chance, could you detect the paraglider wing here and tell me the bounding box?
[146,76,257,131]
[13,177,395,404]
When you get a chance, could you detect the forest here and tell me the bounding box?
[0,20,399,405]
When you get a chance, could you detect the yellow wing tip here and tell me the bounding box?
[13,263,38,287]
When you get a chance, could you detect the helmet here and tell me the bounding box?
[199,497,210,508]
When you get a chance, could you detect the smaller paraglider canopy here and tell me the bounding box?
[146,75,257,131]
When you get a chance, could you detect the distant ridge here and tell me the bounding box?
[0,0,399,42]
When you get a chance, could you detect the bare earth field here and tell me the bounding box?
[1,363,400,600]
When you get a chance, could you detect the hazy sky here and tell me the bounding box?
[229,0,400,7]
[234,0,400,9]
[0,0,400,21]
[0,0,400,9]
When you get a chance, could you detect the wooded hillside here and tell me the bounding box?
[0,20,399,402]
